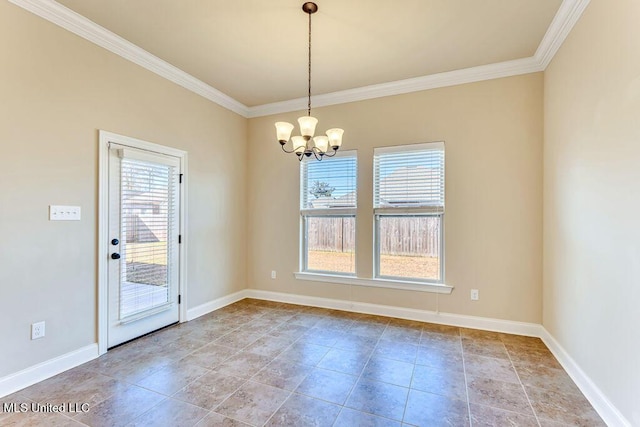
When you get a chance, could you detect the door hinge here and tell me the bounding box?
[178,235,182,244]
[178,295,181,304]
[179,173,183,183]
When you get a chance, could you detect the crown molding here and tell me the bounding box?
[8,0,251,118]
[247,57,543,118]
[534,0,591,69]
[10,0,590,118]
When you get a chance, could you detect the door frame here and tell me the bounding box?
[98,130,188,355]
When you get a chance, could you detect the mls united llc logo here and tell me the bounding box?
[3,402,90,413]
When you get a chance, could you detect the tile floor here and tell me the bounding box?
[1,299,605,426]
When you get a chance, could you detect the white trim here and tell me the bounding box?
[7,0,249,118]
[247,57,542,117]
[98,130,188,355]
[0,344,98,398]
[246,289,536,335]
[186,290,248,321]
[294,272,453,295]
[539,328,631,427]
[8,0,589,117]
[534,0,592,69]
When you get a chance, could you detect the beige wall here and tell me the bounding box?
[543,0,640,424]
[0,2,247,377]
[248,74,543,323]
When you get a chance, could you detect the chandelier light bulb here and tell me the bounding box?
[313,136,329,153]
[326,128,344,148]
[291,136,307,154]
[275,122,294,143]
[298,116,318,140]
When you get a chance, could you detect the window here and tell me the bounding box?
[301,152,357,274]
[373,142,444,283]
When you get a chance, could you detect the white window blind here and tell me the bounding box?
[301,152,357,212]
[374,142,445,213]
[120,157,178,319]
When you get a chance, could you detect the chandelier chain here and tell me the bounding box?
[307,10,312,117]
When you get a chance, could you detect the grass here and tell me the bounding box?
[308,250,440,280]
[125,241,167,265]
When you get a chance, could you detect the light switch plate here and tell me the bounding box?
[49,205,81,221]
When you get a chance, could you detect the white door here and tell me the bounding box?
[107,143,181,348]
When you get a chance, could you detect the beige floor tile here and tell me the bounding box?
[332,332,378,353]
[421,323,460,336]
[506,344,563,369]
[0,410,84,426]
[243,336,293,358]
[515,362,581,395]
[404,389,470,427]
[214,352,272,379]
[411,364,467,401]
[251,359,312,391]
[295,368,358,405]
[5,299,601,427]
[526,386,606,426]
[466,376,534,416]
[180,343,238,370]
[214,330,263,350]
[469,403,539,427]
[276,341,331,366]
[196,412,249,426]
[317,348,369,376]
[380,326,422,345]
[463,353,520,384]
[172,371,246,410]
[415,346,465,372]
[129,398,209,427]
[74,384,164,427]
[135,360,210,396]
[361,356,415,387]
[214,381,290,426]
[334,407,402,427]
[345,378,409,421]
[264,393,340,426]
[373,340,418,364]
[462,338,509,359]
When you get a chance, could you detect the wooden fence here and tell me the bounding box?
[307,216,440,257]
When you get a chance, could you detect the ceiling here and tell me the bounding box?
[54,0,563,108]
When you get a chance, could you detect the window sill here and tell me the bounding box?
[294,272,453,294]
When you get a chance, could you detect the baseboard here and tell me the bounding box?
[186,290,248,321]
[0,344,98,398]
[245,289,542,337]
[540,328,631,427]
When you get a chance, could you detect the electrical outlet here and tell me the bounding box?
[470,289,479,301]
[271,270,277,279]
[31,321,46,340]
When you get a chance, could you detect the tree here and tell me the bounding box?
[309,180,335,198]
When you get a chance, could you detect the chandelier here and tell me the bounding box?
[275,2,344,161]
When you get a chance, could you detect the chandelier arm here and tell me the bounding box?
[322,148,338,157]
[280,143,298,154]
[310,146,325,161]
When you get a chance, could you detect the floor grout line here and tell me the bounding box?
[505,343,543,427]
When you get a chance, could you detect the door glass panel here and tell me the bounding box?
[120,158,176,319]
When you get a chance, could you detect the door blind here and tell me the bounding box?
[120,157,177,319]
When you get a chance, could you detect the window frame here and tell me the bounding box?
[373,142,445,285]
[299,150,358,276]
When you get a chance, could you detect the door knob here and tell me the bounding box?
[111,253,121,260]
[111,238,119,246]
